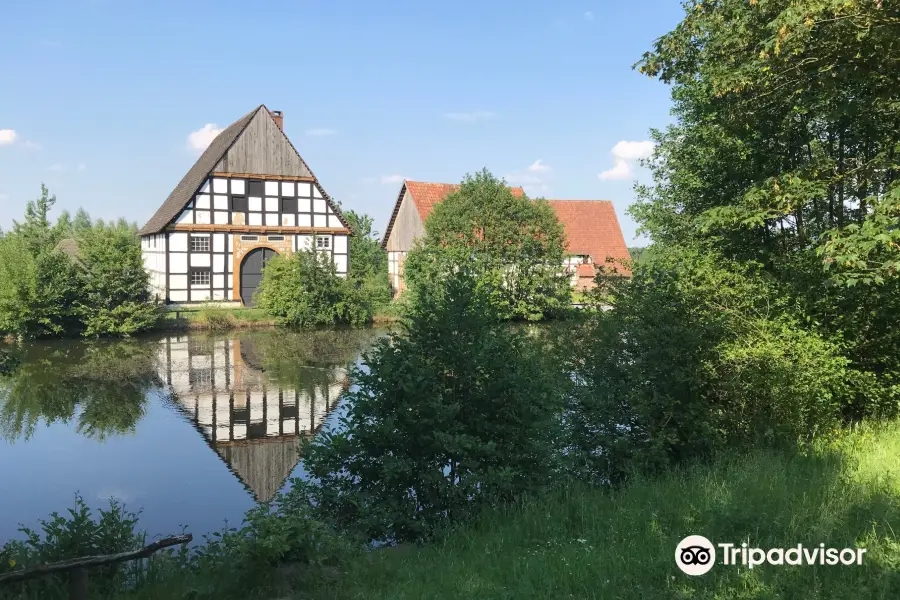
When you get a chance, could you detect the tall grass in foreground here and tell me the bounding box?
[297,421,900,600]
[2,423,898,600]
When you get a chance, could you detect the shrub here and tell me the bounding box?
[76,223,163,336]
[0,236,85,338]
[303,268,567,543]
[567,246,851,483]
[256,249,371,328]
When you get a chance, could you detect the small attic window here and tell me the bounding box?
[241,235,259,242]
[248,180,264,197]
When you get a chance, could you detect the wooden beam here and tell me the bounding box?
[169,224,350,234]
[0,535,192,585]
[209,172,316,182]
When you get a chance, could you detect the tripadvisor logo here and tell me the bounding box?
[675,535,867,576]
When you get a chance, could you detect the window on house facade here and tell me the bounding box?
[240,235,259,241]
[190,235,210,253]
[190,269,211,286]
[267,236,285,242]
[231,196,247,212]
[316,236,330,250]
[248,180,265,198]
[280,198,298,213]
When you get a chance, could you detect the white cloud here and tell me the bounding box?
[527,159,552,174]
[443,111,497,122]
[187,123,223,151]
[0,129,18,146]
[47,163,66,172]
[598,140,654,181]
[598,159,632,181]
[584,11,594,20]
[0,193,8,201]
[24,140,42,150]
[505,159,554,195]
[306,128,336,136]
[611,140,654,161]
[380,175,407,185]
[76,163,86,172]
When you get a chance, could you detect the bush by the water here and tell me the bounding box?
[302,268,568,543]
[0,186,161,338]
[255,248,372,327]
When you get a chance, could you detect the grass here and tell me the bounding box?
[5,423,899,600]
[295,422,900,600]
[156,307,276,331]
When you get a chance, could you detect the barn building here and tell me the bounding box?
[381,180,632,297]
[157,335,348,502]
[138,105,351,307]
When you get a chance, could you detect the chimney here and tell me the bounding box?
[271,110,284,131]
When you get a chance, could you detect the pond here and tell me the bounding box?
[0,328,386,545]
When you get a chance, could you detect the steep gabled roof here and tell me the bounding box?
[381,180,525,248]
[138,105,350,236]
[547,200,631,275]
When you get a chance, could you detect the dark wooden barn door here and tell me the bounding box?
[240,248,277,307]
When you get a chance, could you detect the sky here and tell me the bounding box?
[0,0,685,246]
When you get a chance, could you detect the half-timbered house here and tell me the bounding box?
[381,180,632,297]
[138,105,351,306]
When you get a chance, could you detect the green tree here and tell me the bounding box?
[342,210,391,310]
[256,248,370,327]
[0,233,84,338]
[303,268,566,542]
[76,222,162,336]
[72,208,93,233]
[629,0,900,418]
[12,184,62,255]
[405,169,570,321]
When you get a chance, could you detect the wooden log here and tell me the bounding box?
[0,534,192,586]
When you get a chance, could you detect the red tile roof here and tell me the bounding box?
[575,263,596,277]
[548,200,631,276]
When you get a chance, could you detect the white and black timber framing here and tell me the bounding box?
[157,335,349,503]
[139,105,351,305]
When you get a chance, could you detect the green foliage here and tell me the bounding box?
[0,234,85,338]
[405,169,571,321]
[568,248,852,483]
[0,340,158,442]
[256,248,372,328]
[77,222,163,336]
[0,187,159,339]
[623,0,900,438]
[0,495,146,599]
[0,487,357,600]
[303,268,567,543]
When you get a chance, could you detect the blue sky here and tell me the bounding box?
[0,0,684,245]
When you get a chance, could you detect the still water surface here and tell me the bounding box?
[0,328,385,544]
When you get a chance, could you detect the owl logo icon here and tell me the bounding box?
[675,535,716,575]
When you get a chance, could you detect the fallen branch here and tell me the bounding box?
[0,534,192,585]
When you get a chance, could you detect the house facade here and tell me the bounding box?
[381,180,632,297]
[138,105,350,306]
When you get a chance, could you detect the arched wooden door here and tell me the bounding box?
[240,248,278,307]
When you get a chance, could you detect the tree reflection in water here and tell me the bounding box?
[0,340,160,442]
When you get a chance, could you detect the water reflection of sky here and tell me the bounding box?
[0,330,381,544]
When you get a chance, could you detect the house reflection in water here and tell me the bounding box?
[156,335,349,503]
